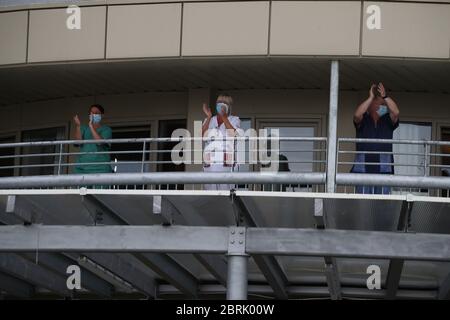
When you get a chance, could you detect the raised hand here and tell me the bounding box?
[377,82,386,98]
[202,103,212,118]
[73,114,81,127]
[369,84,377,99]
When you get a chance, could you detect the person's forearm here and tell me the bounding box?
[89,126,103,140]
[222,117,236,133]
[202,117,211,136]
[74,126,82,140]
[385,97,400,118]
[354,97,372,123]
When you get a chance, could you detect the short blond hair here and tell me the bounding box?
[216,94,233,115]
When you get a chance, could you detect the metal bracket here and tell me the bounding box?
[229,190,244,226]
[6,195,39,225]
[152,196,174,226]
[314,198,325,229]
[227,226,246,256]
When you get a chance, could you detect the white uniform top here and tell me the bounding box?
[203,115,241,167]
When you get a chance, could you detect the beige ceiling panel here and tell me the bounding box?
[270,1,361,56]
[28,6,106,62]
[0,11,28,65]
[182,1,269,56]
[362,2,450,59]
[106,3,181,59]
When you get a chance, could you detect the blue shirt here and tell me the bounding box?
[351,112,399,174]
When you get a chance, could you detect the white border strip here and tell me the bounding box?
[0,189,449,204]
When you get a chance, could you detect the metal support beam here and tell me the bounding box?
[0,253,71,297]
[82,194,199,298]
[230,192,289,299]
[4,225,450,262]
[227,227,248,300]
[438,273,450,300]
[193,254,227,287]
[0,272,34,298]
[326,60,339,193]
[245,227,450,261]
[22,252,113,297]
[78,253,156,298]
[385,201,414,299]
[5,195,39,224]
[137,253,198,299]
[165,196,228,286]
[158,283,438,300]
[314,199,342,300]
[82,194,128,225]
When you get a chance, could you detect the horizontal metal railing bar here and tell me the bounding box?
[0,148,326,160]
[338,150,426,156]
[0,160,327,171]
[428,164,450,169]
[0,136,328,148]
[336,173,450,189]
[339,138,450,146]
[0,172,326,188]
[338,162,426,168]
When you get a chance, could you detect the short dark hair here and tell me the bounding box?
[89,104,105,114]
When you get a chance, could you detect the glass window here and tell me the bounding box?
[393,122,432,176]
[20,127,66,176]
[157,119,187,190]
[260,123,317,173]
[392,122,432,195]
[110,125,151,174]
[0,136,16,177]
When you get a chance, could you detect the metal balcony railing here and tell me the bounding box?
[1,136,450,197]
[0,136,327,192]
[337,138,450,197]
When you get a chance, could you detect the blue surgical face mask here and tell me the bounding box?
[216,103,228,115]
[90,114,102,123]
[376,105,388,117]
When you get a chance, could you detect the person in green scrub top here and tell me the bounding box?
[73,104,113,174]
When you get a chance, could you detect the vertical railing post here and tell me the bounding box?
[141,141,146,173]
[326,60,339,193]
[57,142,63,175]
[424,142,429,177]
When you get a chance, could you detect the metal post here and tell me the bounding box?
[227,226,248,300]
[326,60,339,193]
[141,141,146,173]
[424,142,430,177]
[57,143,63,175]
[226,254,248,300]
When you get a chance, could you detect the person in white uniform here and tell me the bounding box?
[202,94,241,190]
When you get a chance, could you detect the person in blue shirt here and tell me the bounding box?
[73,104,113,174]
[351,83,400,194]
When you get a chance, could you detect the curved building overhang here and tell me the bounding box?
[0,0,449,105]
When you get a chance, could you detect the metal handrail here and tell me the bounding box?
[0,136,327,149]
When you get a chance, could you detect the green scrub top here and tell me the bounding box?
[74,125,113,174]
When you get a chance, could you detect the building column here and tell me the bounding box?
[226,254,248,300]
[326,60,339,193]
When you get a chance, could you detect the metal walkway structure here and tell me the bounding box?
[0,189,450,299]
[0,61,449,300]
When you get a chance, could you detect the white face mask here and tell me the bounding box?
[90,114,102,123]
[376,105,388,117]
[216,103,229,115]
